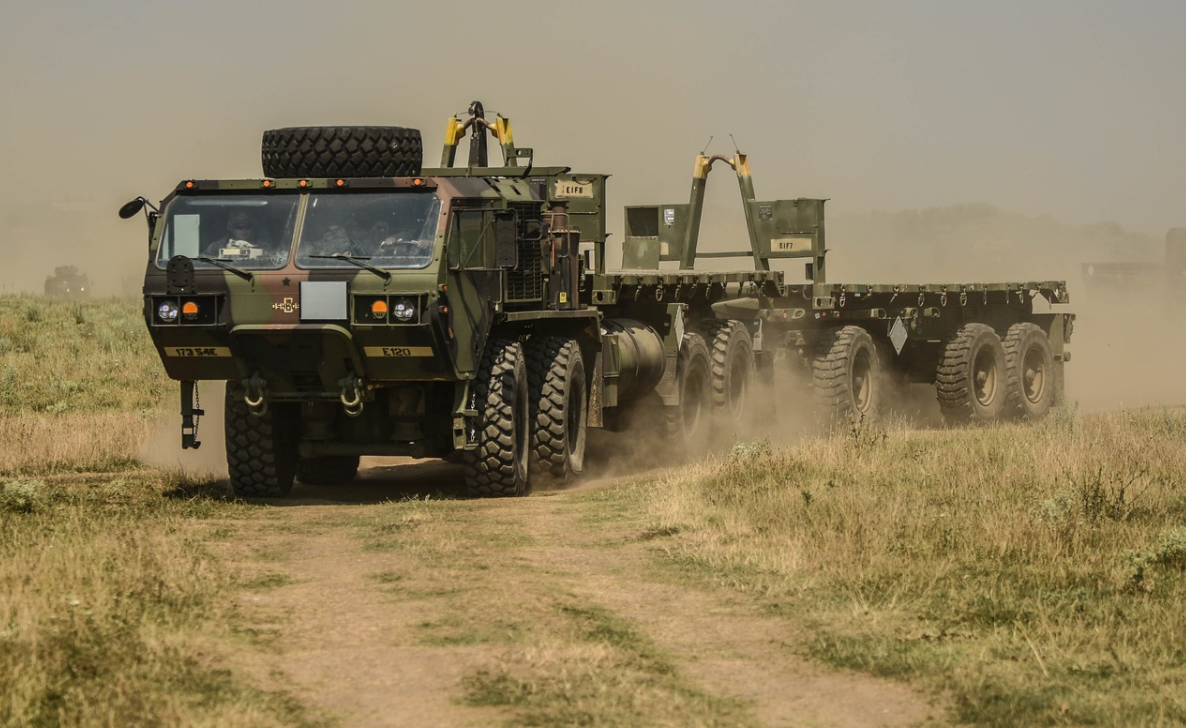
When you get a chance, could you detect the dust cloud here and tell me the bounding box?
[3,1,1183,484]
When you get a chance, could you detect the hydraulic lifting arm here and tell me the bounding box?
[679,152,768,271]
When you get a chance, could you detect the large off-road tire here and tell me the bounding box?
[261,126,423,178]
[1003,322,1056,420]
[697,319,755,429]
[526,336,587,486]
[295,455,360,486]
[813,326,881,422]
[224,384,298,498]
[936,323,1007,424]
[665,332,714,454]
[463,337,531,498]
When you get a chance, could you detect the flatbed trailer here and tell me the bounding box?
[120,101,1074,498]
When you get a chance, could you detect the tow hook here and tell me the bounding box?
[338,372,370,417]
[243,372,269,417]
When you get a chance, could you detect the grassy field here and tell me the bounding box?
[2,293,1185,726]
[626,414,1186,726]
[0,296,326,727]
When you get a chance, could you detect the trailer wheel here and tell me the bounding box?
[698,320,755,428]
[936,323,1007,424]
[463,337,531,497]
[526,336,587,486]
[813,326,881,421]
[666,332,713,453]
[261,126,423,178]
[295,456,360,486]
[224,383,298,498]
[1003,323,1055,420]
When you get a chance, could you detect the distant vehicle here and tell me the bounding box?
[1081,228,1186,298]
[44,266,91,298]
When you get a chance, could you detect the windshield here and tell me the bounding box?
[156,195,298,269]
[296,193,441,270]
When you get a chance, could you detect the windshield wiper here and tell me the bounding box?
[194,256,254,282]
[308,254,392,282]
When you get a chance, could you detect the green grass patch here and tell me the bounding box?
[461,598,758,728]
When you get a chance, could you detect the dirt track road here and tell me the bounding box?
[218,458,939,728]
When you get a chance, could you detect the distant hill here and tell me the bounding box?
[826,203,1160,284]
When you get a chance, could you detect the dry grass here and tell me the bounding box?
[0,473,326,728]
[0,411,158,476]
[626,409,1186,726]
[0,294,171,416]
[0,296,326,727]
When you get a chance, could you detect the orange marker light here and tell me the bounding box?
[182,301,199,316]
[298,179,308,188]
[370,300,389,318]
[262,179,273,188]
[335,179,347,188]
[412,178,424,187]
[184,181,195,189]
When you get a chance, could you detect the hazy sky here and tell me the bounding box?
[2,0,1184,291]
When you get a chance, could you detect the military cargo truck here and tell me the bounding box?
[44,266,91,299]
[120,101,1075,498]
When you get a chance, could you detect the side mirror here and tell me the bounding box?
[118,198,146,219]
[494,212,518,268]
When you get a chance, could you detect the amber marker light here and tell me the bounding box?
[261,179,273,188]
[370,300,389,318]
[335,179,347,188]
[184,180,196,189]
[298,179,309,188]
[412,178,424,187]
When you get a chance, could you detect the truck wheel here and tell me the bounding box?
[698,320,754,428]
[463,338,531,497]
[666,332,713,454]
[295,456,360,486]
[1003,322,1055,420]
[813,326,881,421]
[526,336,587,486]
[224,384,298,498]
[261,126,423,178]
[936,323,1007,424]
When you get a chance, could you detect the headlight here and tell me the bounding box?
[392,299,416,322]
[158,301,179,322]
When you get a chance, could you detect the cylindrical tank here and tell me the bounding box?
[603,318,666,402]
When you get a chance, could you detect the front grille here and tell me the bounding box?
[506,202,543,303]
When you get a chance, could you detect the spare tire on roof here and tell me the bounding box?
[261,126,422,178]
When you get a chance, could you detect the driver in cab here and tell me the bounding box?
[205,211,273,259]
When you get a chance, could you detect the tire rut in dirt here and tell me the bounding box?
[463,338,530,497]
[1002,322,1056,420]
[812,325,881,423]
[526,336,587,486]
[261,126,423,178]
[295,455,361,486]
[224,383,299,498]
[936,323,1007,424]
